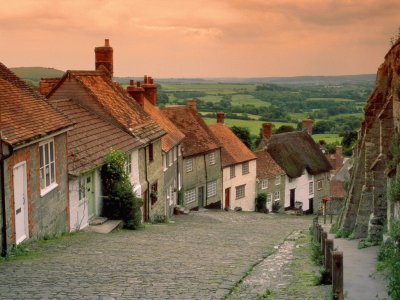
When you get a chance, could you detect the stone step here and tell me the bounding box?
[89,216,108,226]
[84,220,123,234]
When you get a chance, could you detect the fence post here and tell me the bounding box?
[332,251,344,300]
[325,239,333,279]
[321,231,327,254]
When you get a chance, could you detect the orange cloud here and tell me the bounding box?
[0,0,398,77]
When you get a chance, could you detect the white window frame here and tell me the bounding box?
[185,188,196,204]
[168,151,173,167]
[174,147,177,161]
[208,152,216,165]
[178,145,182,156]
[242,162,249,175]
[207,180,217,198]
[261,179,268,189]
[275,176,281,185]
[163,154,167,171]
[39,139,57,196]
[309,181,314,195]
[125,153,132,175]
[186,158,193,173]
[236,185,245,199]
[274,191,280,201]
[230,165,235,179]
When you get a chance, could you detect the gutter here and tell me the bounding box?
[1,136,14,257]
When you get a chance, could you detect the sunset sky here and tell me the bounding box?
[0,0,399,78]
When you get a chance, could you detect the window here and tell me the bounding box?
[236,185,245,199]
[148,143,154,162]
[261,179,268,189]
[169,151,173,166]
[208,152,216,165]
[207,181,217,198]
[163,154,167,171]
[230,165,235,178]
[267,193,272,203]
[39,139,56,193]
[185,189,196,204]
[125,153,132,175]
[274,191,280,201]
[317,180,323,190]
[174,147,177,161]
[309,181,314,195]
[242,162,249,175]
[275,176,281,185]
[186,159,193,172]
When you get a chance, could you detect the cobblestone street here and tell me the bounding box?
[0,211,317,299]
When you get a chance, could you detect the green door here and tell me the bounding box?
[86,173,95,219]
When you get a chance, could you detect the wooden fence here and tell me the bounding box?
[312,217,344,300]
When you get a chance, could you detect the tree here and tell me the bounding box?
[230,126,252,149]
[275,125,295,134]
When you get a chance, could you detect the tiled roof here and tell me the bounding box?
[254,148,285,178]
[208,123,256,167]
[143,98,184,152]
[265,131,332,178]
[0,62,72,146]
[49,69,165,143]
[162,106,220,157]
[50,98,142,175]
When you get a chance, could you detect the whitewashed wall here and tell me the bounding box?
[285,170,314,211]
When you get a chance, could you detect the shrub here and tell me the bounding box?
[101,149,143,229]
[255,193,267,212]
[272,200,281,213]
[377,219,400,299]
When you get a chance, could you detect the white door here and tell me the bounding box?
[13,162,28,244]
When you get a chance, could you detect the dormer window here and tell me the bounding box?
[208,152,216,165]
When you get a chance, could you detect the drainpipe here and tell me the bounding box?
[143,146,150,221]
[1,135,13,257]
[203,154,208,208]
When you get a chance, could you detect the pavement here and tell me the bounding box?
[323,225,388,300]
[0,211,315,300]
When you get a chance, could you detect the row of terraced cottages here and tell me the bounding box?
[0,40,332,252]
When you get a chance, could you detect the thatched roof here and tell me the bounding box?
[265,131,332,178]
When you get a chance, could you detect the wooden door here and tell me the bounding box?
[13,162,28,244]
[225,188,230,209]
[198,186,204,208]
[290,189,295,208]
[309,198,314,214]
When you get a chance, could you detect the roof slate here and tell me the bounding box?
[143,98,184,152]
[208,123,256,167]
[50,99,141,175]
[254,148,285,178]
[50,69,165,143]
[265,131,332,178]
[162,106,220,157]
[0,62,72,146]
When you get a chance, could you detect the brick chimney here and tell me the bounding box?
[261,123,272,139]
[142,75,157,105]
[186,99,197,110]
[302,119,313,135]
[335,145,343,170]
[95,39,113,78]
[127,80,145,107]
[217,112,225,124]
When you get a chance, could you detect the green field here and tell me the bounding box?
[161,83,256,94]
[306,97,354,103]
[312,134,341,144]
[203,117,296,136]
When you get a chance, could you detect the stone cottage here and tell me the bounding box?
[209,112,257,211]
[162,101,223,210]
[0,62,72,250]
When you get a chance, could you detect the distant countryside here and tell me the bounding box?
[12,67,375,155]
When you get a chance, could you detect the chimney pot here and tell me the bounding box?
[186,99,197,110]
[262,123,272,139]
[129,79,134,86]
[144,75,148,84]
[136,81,141,87]
[95,39,113,78]
[217,112,225,124]
[149,77,154,84]
[105,39,110,47]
